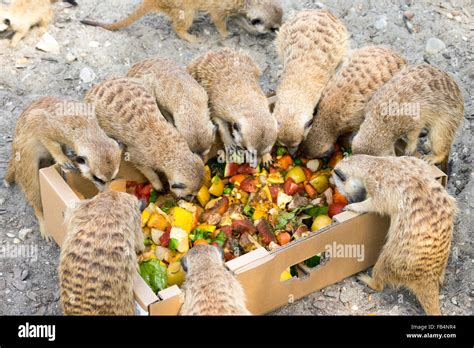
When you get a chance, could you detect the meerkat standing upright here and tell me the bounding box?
[188,47,278,166]
[333,155,457,315]
[352,64,464,167]
[85,77,204,200]
[0,0,77,47]
[301,46,407,158]
[59,191,144,315]
[4,97,122,240]
[273,10,349,153]
[179,245,251,315]
[81,0,282,43]
[127,57,216,161]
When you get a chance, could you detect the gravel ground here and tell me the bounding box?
[0,0,472,316]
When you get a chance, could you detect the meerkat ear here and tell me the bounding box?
[180,256,188,273]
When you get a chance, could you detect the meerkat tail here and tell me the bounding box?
[80,0,151,31]
[4,159,15,186]
[358,273,383,292]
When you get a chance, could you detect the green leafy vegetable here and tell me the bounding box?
[168,238,179,251]
[223,187,232,195]
[149,189,158,203]
[277,147,287,156]
[139,260,167,293]
[214,231,227,247]
[294,158,302,166]
[243,205,255,218]
[304,205,328,217]
[161,200,176,213]
[190,228,211,242]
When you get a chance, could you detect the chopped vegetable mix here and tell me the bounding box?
[128,144,350,293]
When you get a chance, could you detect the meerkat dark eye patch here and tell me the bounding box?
[171,183,187,189]
[251,18,263,26]
[180,257,188,273]
[92,175,105,185]
[304,118,314,129]
[75,156,87,165]
[232,123,241,133]
[4,19,11,26]
[334,169,346,182]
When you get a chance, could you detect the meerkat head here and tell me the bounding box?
[238,0,283,35]
[74,137,123,192]
[168,152,205,201]
[332,156,371,203]
[273,102,314,155]
[351,122,396,157]
[300,116,337,159]
[180,244,225,273]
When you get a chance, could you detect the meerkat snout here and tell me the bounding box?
[238,0,283,35]
[332,167,367,204]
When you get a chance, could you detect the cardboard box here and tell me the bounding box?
[39,156,446,315]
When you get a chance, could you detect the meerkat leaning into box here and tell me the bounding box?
[127,56,217,161]
[272,9,348,154]
[0,0,77,48]
[4,97,122,241]
[301,46,407,159]
[85,77,205,200]
[59,191,144,315]
[352,64,464,166]
[81,0,283,43]
[333,155,457,315]
[179,245,251,315]
[188,47,278,167]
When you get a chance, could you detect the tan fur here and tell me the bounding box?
[187,47,277,165]
[352,64,464,166]
[179,245,251,315]
[84,77,204,199]
[301,46,407,158]
[273,10,349,152]
[127,57,215,161]
[333,155,457,315]
[0,0,53,47]
[59,191,144,315]
[81,0,282,43]
[5,97,122,240]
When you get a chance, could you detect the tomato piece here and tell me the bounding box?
[268,185,280,203]
[283,178,299,196]
[328,202,347,218]
[276,232,291,245]
[237,163,257,174]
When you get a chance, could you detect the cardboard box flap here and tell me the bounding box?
[133,271,159,311]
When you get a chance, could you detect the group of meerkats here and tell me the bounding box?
[3,1,465,316]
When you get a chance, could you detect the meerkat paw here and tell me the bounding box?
[421,154,442,165]
[39,224,53,242]
[58,159,78,172]
[343,203,365,214]
[261,153,273,169]
[358,273,383,292]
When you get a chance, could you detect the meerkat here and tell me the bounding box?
[179,245,251,315]
[0,0,77,48]
[187,47,278,167]
[4,97,122,241]
[85,77,204,200]
[80,0,282,43]
[59,191,143,315]
[352,64,464,167]
[301,46,407,158]
[127,57,216,161]
[272,10,349,154]
[333,155,456,315]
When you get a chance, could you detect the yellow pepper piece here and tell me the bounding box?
[147,213,170,230]
[197,185,211,207]
[141,209,151,228]
[253,208,268,221]
[285,166,306,184]
[309,174,329,193]
[208,175,224,197]
[167,261,186,286]
[280,268,293,282]
[197,223,216,233]
[267,172,285,184]
[169,207,194,233]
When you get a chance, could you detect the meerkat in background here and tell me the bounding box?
[4,97,122,241]
[0,0,77,48]
[127,57,216,161]
[179,245,251,315]
[301,46,407,158]
[273,10,349,153]
[59,191,143,315]
[81,0,282,43]
[333,155,456,315]
[188,47,278,167]
[85,78,204,200]
[352,64,464,166]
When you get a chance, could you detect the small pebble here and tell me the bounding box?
[6,233,15,238]
[425,37,446,55]
[451,297,458,305]
[36,33,60,54]
[447,13,454,19]
[80,67,97,83]
[65,52,77,62]
[18,228,32,241]
[13,238,21,244]
[374,16,387,30]
[403,10,414,20]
